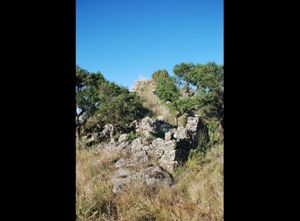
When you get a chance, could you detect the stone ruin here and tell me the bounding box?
[83,115,206,193]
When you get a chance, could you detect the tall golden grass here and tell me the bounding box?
[76,145,223,221]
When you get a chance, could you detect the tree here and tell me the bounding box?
[152,69,169,83]
[169,97,198,127]
[76,66,148,138]
[96,91,147,130]
[192,62,224,130]
[155,75,179,103]
[154,62,223,133]
[76,66,105,138]
[152,69,194,127]
[173,63,194,95]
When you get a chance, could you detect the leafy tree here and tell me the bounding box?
[155,75,179,103]
[192,62,224,130]
[76,65,148,138]
[173,63,194,95]
[152,69,194,127]
[76,66,105,138]
[154,62,223,134]
[95,91,148,130]
[152,69,169,82]
[169,97,198,127]
[192,62,223,92]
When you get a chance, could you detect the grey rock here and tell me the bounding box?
[118,134,129,143]
[115,158,127,168]
[131,151,149,165]
[138,116,155,136]
[186,116,200,133]
[116,142,127,151]
[113,168,131,179]
[173,127,189,140]
[144,166,174,186]
[157,159,178,174]
[165,130,174,141]
[141,145,150,151]
[131,137,143,152]
[111,168,132,193]
[112,182,127,194]
[99,124,115,143]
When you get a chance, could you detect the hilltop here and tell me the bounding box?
[131,79,175,125]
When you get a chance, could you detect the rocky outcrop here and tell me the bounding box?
[96,115,206,193]
[131,80,156,94]
[81,115,205,193]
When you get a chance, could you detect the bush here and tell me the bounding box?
[127,131,142,140]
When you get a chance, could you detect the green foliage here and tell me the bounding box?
[151,69,169,83]
[154,62,223,141]
[191,62,223,91]
[76,61,223,145]
[206,119,223,145]
[76,66,105,118]
[155,75,179,103]
[127,131,142,140]
[173,63,194,83]
[76,66,106,137]
[170,97,198,115]
[76,66,148,137]
[186,149,207,169]
[96,91,148,129]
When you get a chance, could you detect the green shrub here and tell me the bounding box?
[128,131,142,140]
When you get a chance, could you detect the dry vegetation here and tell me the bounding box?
[135,81,175,125]
[76,145,223,221]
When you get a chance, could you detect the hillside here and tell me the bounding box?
[76,63,224,221]
[131,79,175,125]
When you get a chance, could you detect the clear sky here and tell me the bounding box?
[76,0,223,89]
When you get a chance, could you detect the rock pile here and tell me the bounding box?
[95,116,205,193]
[80,115,205,193]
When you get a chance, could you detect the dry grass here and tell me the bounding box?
[76,145,223,221]
[76,148,120,220]
[136,81,175,125]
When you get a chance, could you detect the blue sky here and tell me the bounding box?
[76,0,223,89]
